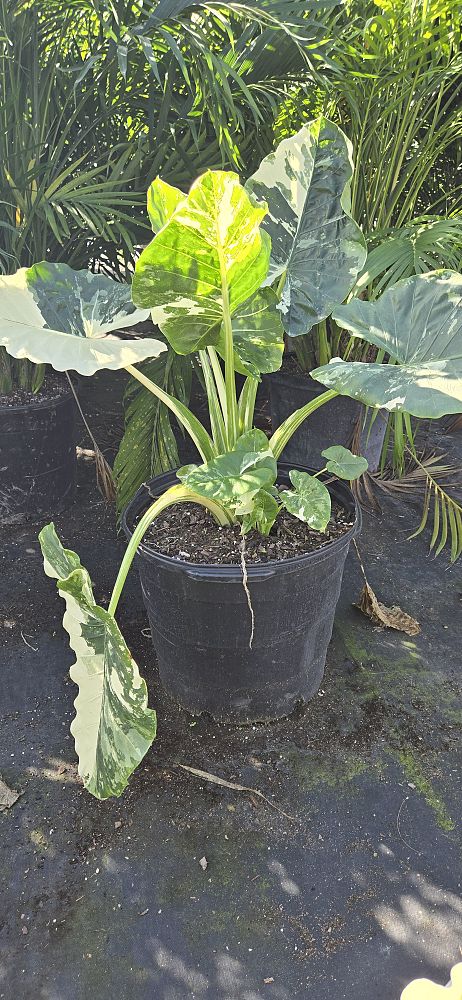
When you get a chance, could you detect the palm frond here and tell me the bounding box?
[355,216,462,297]
[373,453,462,564]
[113,351,193,517]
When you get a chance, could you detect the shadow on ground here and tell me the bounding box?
[1,373,461,1000]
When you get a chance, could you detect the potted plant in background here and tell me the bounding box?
[0,346,77,523]
[1,149,462,798]
[0,264,154,522]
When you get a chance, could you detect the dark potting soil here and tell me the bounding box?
[142,499,354,565]
[0,374,70,408]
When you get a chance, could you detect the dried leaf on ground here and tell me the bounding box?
[355,582,420,636]
[0,777,22,811]
[352,540,420,636]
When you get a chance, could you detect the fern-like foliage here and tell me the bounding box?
[113,349,193,517]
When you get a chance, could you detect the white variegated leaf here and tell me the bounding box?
[132,170,271,357]
[280,470,331,531]
[0,263,165,375]
[217,288,284,377]
[177,430,277,514]
[313,271,462,418]
[246,117,367,337]
[39,523,157,800]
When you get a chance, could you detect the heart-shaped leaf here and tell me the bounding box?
[246,117,366,337]
[0,263,165,376]
[177,429,277,514]
[280,470,331,531]
[39,524,157,799]
[132,170,271,356]
[241,489,280,536]
[312,271,462,418]
[321,446,368,480]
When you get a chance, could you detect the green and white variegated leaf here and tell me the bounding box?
[38,523,157,800]
[280,470,331,531]
[177,429,277,515]
[217,288,284,377]
[313,271,462,418]
[321,446,368,480]
[147,178,185,233]
[241,489,279,536]
[246,117,367,338]
[0,263,165,376]
[132,170,271,356]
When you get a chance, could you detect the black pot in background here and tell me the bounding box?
[266,370,388,472]
[0,389,76,524]
[122,465,361,724]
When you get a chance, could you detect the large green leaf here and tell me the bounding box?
[0,263,166,376]
[132,170,271,356]
[39,524,157,800]
[280,470,331,531]
[218,288,284,377]
[313,271,462,418]
[177,429,277,514]
[246,118,367,337]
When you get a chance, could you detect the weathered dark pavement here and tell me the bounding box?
[1,374,461,1000]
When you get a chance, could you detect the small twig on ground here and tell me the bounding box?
[20,631,38,652]
[396,795,420,854]
[174,763,297,822]
[240,536,254,649]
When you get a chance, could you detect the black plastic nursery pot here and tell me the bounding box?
[122,465,361,724]
[0,388,76,524]
[266,370,388,472]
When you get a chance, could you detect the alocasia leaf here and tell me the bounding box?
[147,177,185,233]
[177,429,277,514]
[280,470,331,531]
[0,263,165,376]
[132,170,271,356]
[321,446,368,480]
[38,524,157,800]
[241,489,280,536]
[219,288,284,377]
[312,271,462,418]
[246,117,367,337]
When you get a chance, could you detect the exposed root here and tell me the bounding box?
[240,536,255,650]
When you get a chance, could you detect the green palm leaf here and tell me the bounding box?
[113,351,193,516]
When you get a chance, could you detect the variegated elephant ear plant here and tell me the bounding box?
[1,120,462,799]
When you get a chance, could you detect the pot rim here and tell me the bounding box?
[0,383,73,415]
[122,464,361,577]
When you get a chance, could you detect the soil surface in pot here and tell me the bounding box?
[142,499,354,564]
[0,374,69,408]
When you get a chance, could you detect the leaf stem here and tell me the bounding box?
[269,389,339,459]
[108,485,231,617]
[125,363,216,462]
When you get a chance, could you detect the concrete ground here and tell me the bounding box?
[1,374,461,1000]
